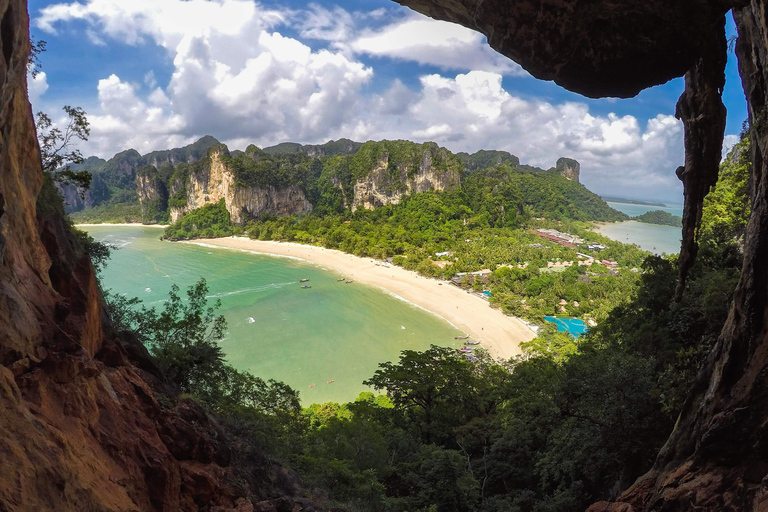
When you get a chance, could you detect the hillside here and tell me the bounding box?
[70,138,626,226]
[633,210,682,226]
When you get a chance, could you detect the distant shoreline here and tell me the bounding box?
[602,197,668,207]
[186,237,536,360]
[75,223,167,229]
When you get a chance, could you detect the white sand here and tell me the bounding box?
[75,223,167,228]
[191,237,535,360]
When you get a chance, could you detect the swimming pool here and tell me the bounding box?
[544,316,588,337]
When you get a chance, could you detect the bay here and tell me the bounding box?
[607,201,684,218]
[84,226,462,404]
[593,221,681,255]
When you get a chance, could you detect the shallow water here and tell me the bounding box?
[85,226,462,404]
[594,221,681,255]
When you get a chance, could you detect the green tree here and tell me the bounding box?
[364,345,476,444]
[35,105,92,190]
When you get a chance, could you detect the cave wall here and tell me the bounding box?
[0,1,317,511]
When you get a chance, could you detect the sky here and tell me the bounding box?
[27,0,748,203]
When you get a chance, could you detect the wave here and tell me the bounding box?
[381,289,461,331]
[184,241,307,262]
[205,281,295,299]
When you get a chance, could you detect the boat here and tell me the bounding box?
[301,285,311,289]
[346,280,353,284]
[300,278,310,282]
[337,278,346,282]
[455,335,469,340]
[466,341,480,345]
[327,380,334,384]
[309,384,316,388]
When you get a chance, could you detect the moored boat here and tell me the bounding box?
[300,278,310,282]
[301,285,311,289]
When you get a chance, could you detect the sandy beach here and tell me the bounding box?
[191,237,535,359]
[75,223,167,228]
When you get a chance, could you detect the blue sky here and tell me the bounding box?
[27,0,747,202]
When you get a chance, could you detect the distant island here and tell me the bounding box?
[602,196,667,207]
[632,210,682,227]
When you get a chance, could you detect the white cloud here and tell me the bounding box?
[27,70,49,108]
[722,133,740,160]
[350,14,525,75]
[37,0,372,154]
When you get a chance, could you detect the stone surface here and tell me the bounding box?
[393,0,738,98]
[556,157,580,183]
[168,148,312,225]
[0,2,320,510]
[352,146,461,211]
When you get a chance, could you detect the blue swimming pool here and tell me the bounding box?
[544,316,588,337]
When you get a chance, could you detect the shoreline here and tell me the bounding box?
[75,223,167,229]
[189,237,535,360]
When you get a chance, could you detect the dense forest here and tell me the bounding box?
[93,135,751,511]
[632,210,682,227]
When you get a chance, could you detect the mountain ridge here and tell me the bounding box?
[67,136,626,226]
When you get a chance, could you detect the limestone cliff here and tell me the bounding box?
[0,3,318,510]
[557,157,580,183]
[167,147,312,225]
[135,165,169,224]
[351,142,461,211]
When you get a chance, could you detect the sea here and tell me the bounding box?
[83,226,462,404]
[594,201,684,255]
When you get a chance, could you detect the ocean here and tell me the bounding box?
[84,226,462,404]
[595,201,684,255]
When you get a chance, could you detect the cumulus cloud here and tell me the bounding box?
[722,133,740,160]
[37,0,372,154]
[27,70,49,108]
[350,14,525,75]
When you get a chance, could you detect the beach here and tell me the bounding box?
[191,237,535,359]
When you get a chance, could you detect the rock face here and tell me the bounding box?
[393,0,735,98]
[352,147,461,211]
[136,167,169,224]
[557,158,580,183]
[167,147,312,224]
[0,2,317,510]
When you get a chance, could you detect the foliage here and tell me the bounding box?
[632,210,682,227]
[458,149,520,172]
[699,135,751,245]
[73,228,113,274]
[104,279,303,452]
[28,38,46,78]
[162,199,233,240]
[36,106,92,190]
[69,202,143,224]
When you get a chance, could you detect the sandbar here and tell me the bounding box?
[191,237,535,360]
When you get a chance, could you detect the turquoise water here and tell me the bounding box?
[598,200,683,255]
[594,221,681,255]
[544,316,588,336]
[607,201,684,218]
[84,226,462,404]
